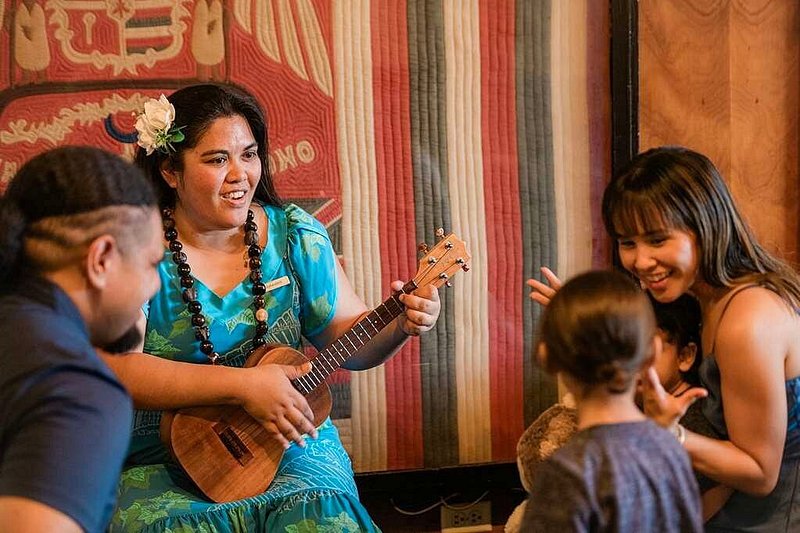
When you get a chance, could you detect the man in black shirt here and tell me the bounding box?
[0,146,163,532]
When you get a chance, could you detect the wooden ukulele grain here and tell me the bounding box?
[165,344,332,502]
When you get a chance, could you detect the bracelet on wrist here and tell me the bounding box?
[671,423,686,445]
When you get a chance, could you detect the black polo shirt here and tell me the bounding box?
[0,277,132,533]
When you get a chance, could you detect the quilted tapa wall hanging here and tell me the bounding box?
[0,0,610,472]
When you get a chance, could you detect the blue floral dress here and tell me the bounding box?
[110,203,379,532]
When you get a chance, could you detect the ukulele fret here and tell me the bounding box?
[363,315,381,334]
[354,322,371,344]
[304,373,320,389]
[329,342,346,365]
[318,355,336,374]
[343,333,358,353]
[292,376,314,395]
[293,378,311,396]
[294,297,407,391]
[313,357,335,383]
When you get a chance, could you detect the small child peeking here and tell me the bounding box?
[521,270,703,532]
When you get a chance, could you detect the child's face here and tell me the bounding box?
[652,328,694,394]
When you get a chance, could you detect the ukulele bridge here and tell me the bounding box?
[213,422,254,466]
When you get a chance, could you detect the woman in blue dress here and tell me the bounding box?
[103,84,441,532]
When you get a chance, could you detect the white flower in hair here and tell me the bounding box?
[134,95,185,155]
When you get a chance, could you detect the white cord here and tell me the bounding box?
[390,489,491,516]
[441,490,489,510]
[390,493,459,516]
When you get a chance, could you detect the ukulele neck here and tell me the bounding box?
[291,281,417,395]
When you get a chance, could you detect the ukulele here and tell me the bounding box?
[160,231,470,502]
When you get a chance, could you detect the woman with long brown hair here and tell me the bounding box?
[530,146,800,530]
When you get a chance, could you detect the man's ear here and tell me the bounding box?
[84,235,118,290]
[160,159,180,189]
[678,342,698,373]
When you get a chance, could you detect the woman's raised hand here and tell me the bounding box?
[240,363,319,449]
[393,281,441,336]
[526,267,562,307]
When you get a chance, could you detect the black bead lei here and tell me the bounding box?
[162,207,268,364]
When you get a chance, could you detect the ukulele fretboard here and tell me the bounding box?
[291,293,406,395]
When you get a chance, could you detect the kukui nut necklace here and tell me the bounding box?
[162,207,268,364]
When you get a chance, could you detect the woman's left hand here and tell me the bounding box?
[392,281,441,336]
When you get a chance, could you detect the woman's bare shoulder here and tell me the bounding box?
[720,284,793,321]
[714,285,800,369]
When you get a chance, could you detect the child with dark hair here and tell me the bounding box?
[649,294,712,451]
[520,270,703,532]
[516,282,728,528]
[650,293,702,390]
[649,295,734,520]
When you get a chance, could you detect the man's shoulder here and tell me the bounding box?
[0,287,82,342]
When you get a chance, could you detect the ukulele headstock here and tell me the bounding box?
[410,229,470,290]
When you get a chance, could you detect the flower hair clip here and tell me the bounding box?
[134,94,185,155]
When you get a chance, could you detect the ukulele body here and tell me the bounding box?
[160,344,332,503]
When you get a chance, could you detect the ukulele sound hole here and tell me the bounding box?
[213,422,254,466]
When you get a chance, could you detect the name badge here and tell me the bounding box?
[265,276,290,292]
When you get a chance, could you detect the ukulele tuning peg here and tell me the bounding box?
[418,242,430,254]
[462,264,470,272]
[445,280,452,288]
[435,228,445,239]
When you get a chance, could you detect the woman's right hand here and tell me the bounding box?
[641,366,707,429]
[240,363,318,449]
[526,267,562,307]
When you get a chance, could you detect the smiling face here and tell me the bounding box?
[95,208,163,351]
[163,114,261,231]
[616,225,701,303]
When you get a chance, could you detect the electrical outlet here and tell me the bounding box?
[440,500,492,532]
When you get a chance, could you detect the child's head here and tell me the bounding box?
[650,294,702,391]
[537,270,655,395]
